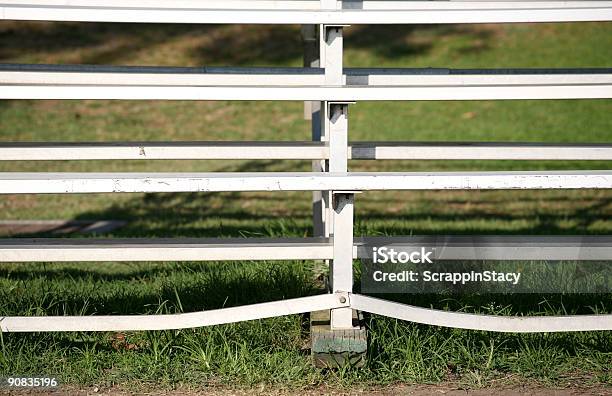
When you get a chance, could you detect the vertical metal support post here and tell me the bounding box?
[319,103,332,237]
[322,23,353,330]
[323,26,344,86]
[318,25,346,238]
[301,25,319,122]
[306,21,366,362]
[328,102,354,330]
[328,103,349,173]
[331,191,356,329]
[302,25,328,238]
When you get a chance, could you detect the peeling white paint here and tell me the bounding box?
[1,172,611,194]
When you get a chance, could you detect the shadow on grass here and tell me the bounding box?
[346,24,495,61]
[0,260,320,315]
[0,23,217,64]
[0,22,495,65]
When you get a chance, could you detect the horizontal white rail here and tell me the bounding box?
[2,1,612,24]
[351,294,612,332]
[1,141,612,161]
[346,68,612,86]
[350,142,612,160]
[1,66,611,100]
[0,171,610,193]
[0,66,325,86]
[1,236,610,263]
[0,237,333,262]
[2,85,610,101]
[4,65,612,86]
[0,142,328,160]
[0,0,323,9]
[6,0,612,11]
[0,293,349,332]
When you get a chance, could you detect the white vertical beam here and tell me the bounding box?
[323,26,344,85]
[312,102,331,237]
[303,24,328,238]
[321,22,353,329]
[328,103,349,173]
[328,103,354,329]
[331,192,355,329]
[314,24,345,239]
[319,25,345,238]
[301,24,319,121]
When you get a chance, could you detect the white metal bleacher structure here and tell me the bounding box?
[1,0,612,333]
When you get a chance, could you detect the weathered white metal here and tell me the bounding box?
[0,67,325,86]
[2,84,610,101]
[0,237,333,262]
[323,27,344,86]
[2,66,610,101]
[312,24,346,241]
[302,24,319,122]
[328,105,349,173]
[2,142,611,161]
[350,294,612,332]
[0,142,328,160]
[325,102,349,237]
[331,192,356,329]
[4,0,612,11]
[325,99,353,330]
[0,0,321,9]
[2,235,611,263]
[1,171,611,194]
[2,291,610,333]
[5,65,611,87]
[350,142,612,161]
[0,293,350,332]
[2,1,612,24]
[345,68,612,86]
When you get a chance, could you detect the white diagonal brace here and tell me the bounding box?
[350,294,612,333]
[1,293,349,332]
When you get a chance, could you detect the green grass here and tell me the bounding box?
[0,21,611,391]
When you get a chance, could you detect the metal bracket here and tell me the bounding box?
[328,101,356,105]
[322,24,350,40]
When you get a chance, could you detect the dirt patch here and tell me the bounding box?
[6,384,610,396]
